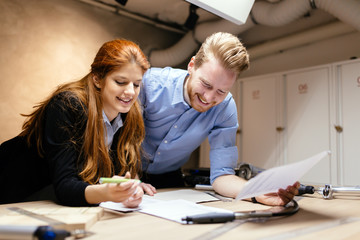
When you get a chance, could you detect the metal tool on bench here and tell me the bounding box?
[320,184,360,199]
[298,184,360,199]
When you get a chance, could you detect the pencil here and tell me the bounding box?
[99,178,141,184]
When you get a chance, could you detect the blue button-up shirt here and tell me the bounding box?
[139,67,238,183]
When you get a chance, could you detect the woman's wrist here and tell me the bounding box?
[85,184,106,204]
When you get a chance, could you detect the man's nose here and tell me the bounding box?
[203,90,217,103]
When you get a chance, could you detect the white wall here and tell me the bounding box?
[0,0,181,143]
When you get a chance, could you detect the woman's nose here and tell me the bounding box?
[124,83,135,95]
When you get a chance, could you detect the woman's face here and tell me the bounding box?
[95,63,143,121]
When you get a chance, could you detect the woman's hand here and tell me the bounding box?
[103,177,141,203]
[105,172,144,207]
[85,172,143,207]
[254,181,300,206]
[140,182,157,196]
[122,185,144,208]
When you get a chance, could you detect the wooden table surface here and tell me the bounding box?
[1,191,360,240]
[87,192,360,240]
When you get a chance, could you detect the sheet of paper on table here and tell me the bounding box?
[100,195,158,213]
[139,199,232,224]
[150,189,219,203]
[100,189,219,212]
[236,150,330,200]
[100,194,231,224]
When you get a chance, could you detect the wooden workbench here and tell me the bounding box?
[0,200,103,232]
[88,192,360,240]
[1,191,360,239]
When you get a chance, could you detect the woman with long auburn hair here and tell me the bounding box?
[0,39,151,207]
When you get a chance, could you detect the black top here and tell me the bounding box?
[0,92,123,206]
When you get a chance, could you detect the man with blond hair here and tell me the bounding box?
[140,32,299,206]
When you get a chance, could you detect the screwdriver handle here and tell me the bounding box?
[298,184,315,195]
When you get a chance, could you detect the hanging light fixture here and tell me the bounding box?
[185,0,255,25]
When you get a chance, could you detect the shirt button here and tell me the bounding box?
[174,125,178,128]
[164,140,168,144]
[157,152,161,155]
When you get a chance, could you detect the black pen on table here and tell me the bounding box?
[182,200,299,224]
[182,211,272,224]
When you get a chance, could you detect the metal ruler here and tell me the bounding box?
[7,207,66,228]
[6,207,90,239]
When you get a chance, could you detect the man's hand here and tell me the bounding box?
[208,174,300,207]
[254,182,300,206]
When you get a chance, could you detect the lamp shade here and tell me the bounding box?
[186,0,255,25]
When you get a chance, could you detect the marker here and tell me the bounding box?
[99,178,141,184]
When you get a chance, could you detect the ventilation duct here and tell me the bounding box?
[149,0,360,67]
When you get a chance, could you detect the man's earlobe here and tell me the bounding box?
[187,56,195,71]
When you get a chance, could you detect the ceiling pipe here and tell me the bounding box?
[149,0,360,67]
[316,0,360,32]
[251,0,311,26]
[248,21,356,60]
[149,31,198,67]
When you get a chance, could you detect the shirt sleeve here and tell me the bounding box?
[43,92,91,206]
[208,97,239,183]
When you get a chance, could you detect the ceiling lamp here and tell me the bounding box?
[185,0,255,25]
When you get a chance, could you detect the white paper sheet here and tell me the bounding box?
[100,196,232,224]
[99,189,219,213]
[150,189,219,203]
[138,199,233,224]
[236,150,330,200]
[100,195,161,213]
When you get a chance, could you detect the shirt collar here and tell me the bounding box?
[183,74,191,106]
[172,72,190,108]
[102,110,123,133]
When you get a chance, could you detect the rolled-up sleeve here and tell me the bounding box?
[210,146,238,183]
[208,98,239,183]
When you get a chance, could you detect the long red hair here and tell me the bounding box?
[20,39,150,184]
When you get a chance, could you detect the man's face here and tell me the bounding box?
[186,57,236,112]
